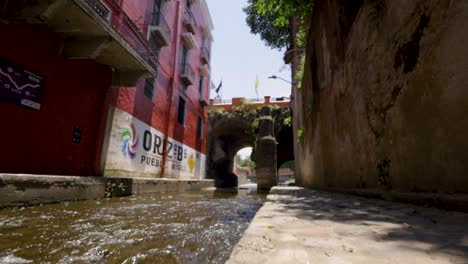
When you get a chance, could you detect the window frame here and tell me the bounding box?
[177,97,186,125]
[144,78,155,100]
[197,117,203,139]
[198,76,203,96]
[151,0,163,25]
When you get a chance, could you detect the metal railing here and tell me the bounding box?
[180,63,195,81]
[84,0,111,19]
[271,97,290,102]
[78,0,159,70]
[214,99,232,104]
[213,97,290,105]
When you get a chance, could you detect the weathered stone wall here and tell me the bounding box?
[298,0,468,192]
[207,107,293,188]
[256,107,278,190]
[206,112,254,187]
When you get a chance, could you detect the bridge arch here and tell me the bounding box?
[207,112,256,188]
[206,97,294,188]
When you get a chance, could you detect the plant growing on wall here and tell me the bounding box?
[296,128,305,143]
[208,107,224,116]
[295,56,305,89]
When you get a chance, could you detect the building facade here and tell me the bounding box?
[0,0,213,179]
[101,0,213,179]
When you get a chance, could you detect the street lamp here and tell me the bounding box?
[268,75,295,101]
[268,75,294,85]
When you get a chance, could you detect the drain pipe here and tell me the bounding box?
[160,0,182,177]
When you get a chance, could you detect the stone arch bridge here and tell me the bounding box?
[207,97,294,189]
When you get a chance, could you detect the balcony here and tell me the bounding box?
[2,0,159,86]
[182,32,198,50]
[200,47,210,65]
[183,9,197,34]
[200,64,210,77]
[201,25,213,40]
[180,63,195,86]
[148,13,171,47]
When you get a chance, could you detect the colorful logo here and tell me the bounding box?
[120,124,139,159]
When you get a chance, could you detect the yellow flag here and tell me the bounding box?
[255,76,259,90]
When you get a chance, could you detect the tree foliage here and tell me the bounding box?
[243,1,289,50]
[238,157,256,170]
[243,0,314,50]
[280,160,294,169]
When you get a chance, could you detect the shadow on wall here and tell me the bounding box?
[276,125,295,169]
[213,158,238,188]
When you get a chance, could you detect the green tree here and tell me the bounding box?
[243,0,314,50]
[280,160,294,169]
[238,157,256,171]
[243,1,290,50]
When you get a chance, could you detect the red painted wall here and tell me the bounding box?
[0,24,112,176]
[112,0,212,155]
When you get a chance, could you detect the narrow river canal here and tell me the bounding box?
[0,189,265,264]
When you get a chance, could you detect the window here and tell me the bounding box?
[198,77,203,95]
[144,78,155,99]
[181,45,188,74]
[178,97,186,125]
[201,36,206,49]
[151,0,163,25]
[197,117,203,139]
[181,45,190,90]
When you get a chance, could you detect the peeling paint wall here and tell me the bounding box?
[298,0,468,192]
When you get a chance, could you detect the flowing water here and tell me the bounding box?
[0,189,265,264]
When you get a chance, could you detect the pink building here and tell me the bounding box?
[102,0,214,179]
[0,0,213,179]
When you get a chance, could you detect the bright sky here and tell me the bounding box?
[206,0,291,100]
[237,147,253,159]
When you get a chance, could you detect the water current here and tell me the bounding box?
[0,189,265,264]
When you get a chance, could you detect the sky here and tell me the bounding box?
[237,147,253,159]
[206,0,292,100]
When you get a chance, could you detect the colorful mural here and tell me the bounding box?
[103,107,206,179]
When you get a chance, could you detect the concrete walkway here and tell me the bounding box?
[227,187,468,264]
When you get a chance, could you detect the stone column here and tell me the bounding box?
[256,106,278,190]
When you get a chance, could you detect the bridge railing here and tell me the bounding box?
[213,99,232,104]
[212,97,290,105]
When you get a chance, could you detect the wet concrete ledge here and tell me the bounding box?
[0,174,214,208]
